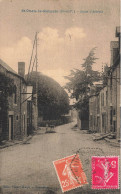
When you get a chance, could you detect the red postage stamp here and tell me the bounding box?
[53,154,88,192]
[92,156,119,189]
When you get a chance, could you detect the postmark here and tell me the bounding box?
[53,154,88,192]
[92,156,119,189]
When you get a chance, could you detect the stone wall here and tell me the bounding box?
[0,64,27,140]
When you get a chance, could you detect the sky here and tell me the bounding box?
[0,0,120,86]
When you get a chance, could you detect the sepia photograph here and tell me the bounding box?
[0,0,120,193]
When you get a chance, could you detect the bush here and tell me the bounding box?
[60,116,72,124]
[38,120,63,127]
[38,116,72,127]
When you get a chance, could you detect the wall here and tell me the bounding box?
[7,72,27,140]
[107,63,120,139]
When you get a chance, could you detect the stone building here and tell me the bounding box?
[0,59,27,141]
[89,27,120,140]
[107,27,120,140]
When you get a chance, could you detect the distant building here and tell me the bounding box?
[77,105,89,130]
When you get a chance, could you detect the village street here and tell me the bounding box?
[0,121,120,194]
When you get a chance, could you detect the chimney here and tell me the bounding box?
[115,26,120,38]
[115,26,120,54]
[18,62,25,78]
[110,41,119,66]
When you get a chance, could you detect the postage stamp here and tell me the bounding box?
[92,156,119,189]
[53,154,88,192]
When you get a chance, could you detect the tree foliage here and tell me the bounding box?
[64,48,101,109]
[26,72,69,120]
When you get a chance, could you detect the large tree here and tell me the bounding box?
[26,72,69,120]
[64,48,101,109]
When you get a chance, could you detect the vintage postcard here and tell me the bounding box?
[0,0,120,193]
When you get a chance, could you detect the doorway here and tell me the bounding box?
[9,115,14,140]
[23,114,26,135]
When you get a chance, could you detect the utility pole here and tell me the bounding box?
[36,32,38,99]
[20,78,22,137]
[35,32,38,130]
[27,32,39,131]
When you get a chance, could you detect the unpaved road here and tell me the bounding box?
[0,122,120,194]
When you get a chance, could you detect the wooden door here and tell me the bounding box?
[9,115,13,140]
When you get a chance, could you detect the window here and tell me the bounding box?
[13,86,17,104]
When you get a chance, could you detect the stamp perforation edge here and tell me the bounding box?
[53,154,88,192]
[91,155,120,190]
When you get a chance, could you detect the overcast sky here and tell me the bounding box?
[0,0,120,86]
